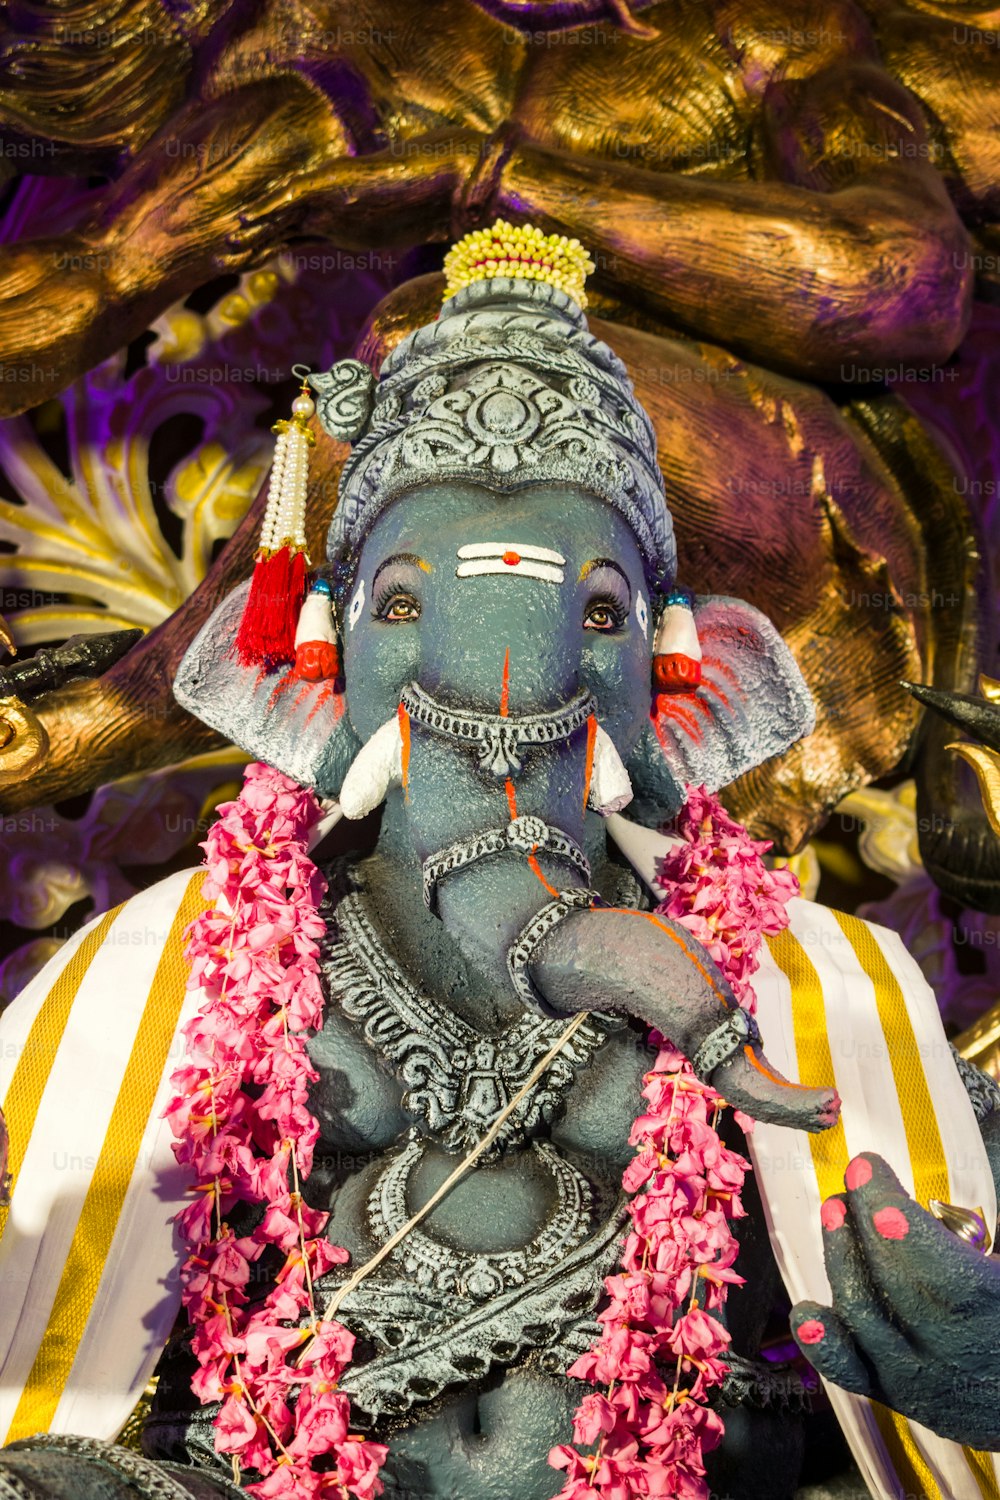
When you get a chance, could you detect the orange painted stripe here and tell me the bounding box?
[504,777,518,820]
[582,714,597,812]
[655,697,703,743]
[499,647,511,717]
[700,653,739,688]
[594,906,731,1009]
[700,678,732,711]
[528,852,561,899]
[398,703,411,801]
[742,1042,814,1093]
[304,679,337,727]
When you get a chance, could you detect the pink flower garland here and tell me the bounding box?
[655,786,799,1014]
[549,786,799,1500]
[170,769,795,1500]
[167,763,387,1499]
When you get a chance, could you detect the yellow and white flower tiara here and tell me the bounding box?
[443,219,596,308]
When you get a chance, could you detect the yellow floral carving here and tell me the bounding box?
[0,264,290,648]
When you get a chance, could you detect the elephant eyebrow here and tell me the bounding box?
[373,552,430,583]
[580,558,632,600]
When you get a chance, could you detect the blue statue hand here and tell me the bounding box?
[790,1152,1000,1450]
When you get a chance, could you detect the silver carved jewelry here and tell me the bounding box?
[321,876,618,1158]
[366,1137,596,1303]
[399,680,595,779]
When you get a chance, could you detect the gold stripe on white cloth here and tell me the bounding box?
[751,898,1000,1500]
[0,869,207,1444]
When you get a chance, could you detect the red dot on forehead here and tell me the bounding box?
[502,550,520,566]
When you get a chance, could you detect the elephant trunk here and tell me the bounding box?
[340,685,841,1135]
[529,905,840,1133]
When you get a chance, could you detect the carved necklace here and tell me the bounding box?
[321,875,618,1158]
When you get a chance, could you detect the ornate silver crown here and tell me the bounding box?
[310,277,676,583]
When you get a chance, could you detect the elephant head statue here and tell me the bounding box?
[174,265,834,1133]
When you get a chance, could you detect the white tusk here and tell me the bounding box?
[605,812,683,891]
[307,798,344,851]
[339,716,403,819]
[588,725,634,816]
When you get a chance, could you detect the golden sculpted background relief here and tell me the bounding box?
[0,0,998,1006]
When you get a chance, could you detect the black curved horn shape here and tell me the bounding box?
[901,680,1000,755]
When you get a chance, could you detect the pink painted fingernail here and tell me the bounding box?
[845,1156,872,1191]
[873,1206,909,1240]
[821,1198,847,1231]
[797,1319,825,1345]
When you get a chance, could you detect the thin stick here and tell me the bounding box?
[296,1009,592,1360]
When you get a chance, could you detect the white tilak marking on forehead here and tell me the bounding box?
[456,542,567,565]
[456,559,565,584]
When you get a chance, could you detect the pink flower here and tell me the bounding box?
[572,1393,619,1446]
[569,1330,665,1397]
[333,1439,390,1498]
[583,1445,643,1500]
[622,1149,658,1194]
[551,786,797,1499]
[257,1200,303,1253]
[242,1318,308,1370]
[642,1401,724,1456]
[247,1465,321,1499]
[215,1394,273,1471]
[597,1272,656,1328]
[208,1236,252,1293]
[170,764,384,1500]
[288,1388,350,1459]
[685,1355,732,1405]
[655,786,797,1010]
[664,1308,730,1362]
[299,1320,356,1378]
[551,1445,601,1483]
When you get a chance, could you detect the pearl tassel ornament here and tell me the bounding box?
[234,383,316,670]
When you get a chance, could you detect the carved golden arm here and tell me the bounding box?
[0,87,482,421]
[496,62,973,379]
[0,44,975,419]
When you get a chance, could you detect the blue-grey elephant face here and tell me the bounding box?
[342,481,652,755]
[175,481,814,830]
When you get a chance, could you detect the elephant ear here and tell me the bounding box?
[626,594,815,821]
[173,583,361,797]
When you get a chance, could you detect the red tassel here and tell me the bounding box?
[233,546,307,670]
[652,653,702,692]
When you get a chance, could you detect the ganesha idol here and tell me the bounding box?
[2,224,1000,1500]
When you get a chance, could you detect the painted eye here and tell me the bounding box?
[583,600,623,632]
[380,594,421,623]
